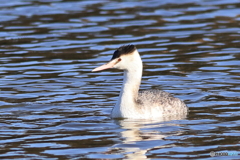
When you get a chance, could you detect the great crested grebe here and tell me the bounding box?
[92,45,188,119]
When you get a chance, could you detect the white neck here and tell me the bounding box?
[111,53,143,118]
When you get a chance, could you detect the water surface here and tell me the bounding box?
[0,0,240,159]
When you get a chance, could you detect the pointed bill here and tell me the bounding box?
[92,59,118,72]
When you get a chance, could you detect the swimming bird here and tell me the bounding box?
[92,45,188,119]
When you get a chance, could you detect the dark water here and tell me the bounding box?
[0,0,240,159]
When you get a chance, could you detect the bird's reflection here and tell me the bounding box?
[112,113,187,159]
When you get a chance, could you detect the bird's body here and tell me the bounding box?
[92,45,188,119]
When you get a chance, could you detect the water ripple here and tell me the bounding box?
[0,0,240,159]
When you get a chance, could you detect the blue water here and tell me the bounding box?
[0,0,240,159]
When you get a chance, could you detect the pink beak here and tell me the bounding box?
[92,59,118,72]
